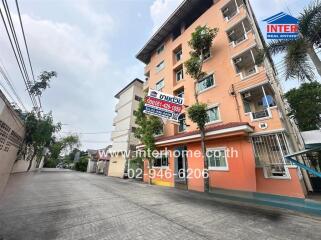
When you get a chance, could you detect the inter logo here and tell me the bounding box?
[263,12,299,40]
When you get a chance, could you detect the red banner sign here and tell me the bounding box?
[145,96,183,113]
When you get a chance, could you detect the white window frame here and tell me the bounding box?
[207,147,229,171]
[175,88,184,98]
[175,49,182,62]
[197,73,215,93]
[178,114,186,133]
[156,79,165,91]
[154,124,164,137]
[156,60,165,72]
[202,47,212,62]
[153,152,169,169]
[206,104,221,124]
[176,68,184,81]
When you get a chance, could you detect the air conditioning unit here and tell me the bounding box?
[243,92,251,98]
[228,30,235,36]
[234,57,242,64]
[223,7,229,14]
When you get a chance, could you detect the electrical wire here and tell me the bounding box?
[0,59,27,111]
[14,0,42,111]
[0,5,37,110]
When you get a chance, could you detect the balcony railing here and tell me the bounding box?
[224,8,239,21]
[239,65,258,80]
[231,33,247,47]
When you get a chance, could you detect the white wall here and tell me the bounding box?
[0,96,25,195]
[11,159,37,173]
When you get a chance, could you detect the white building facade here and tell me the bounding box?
[108,79,144,177]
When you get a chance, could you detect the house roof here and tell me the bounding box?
[263,12,298,24]
[301,130,321,147]
[114,78,143,99]
[136,0,213,64]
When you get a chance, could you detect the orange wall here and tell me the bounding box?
[256,168,305,198]
[208,137,257,192]
[186,142,205,192]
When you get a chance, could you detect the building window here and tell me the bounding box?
[174,88,184,98]
[131,127,137,132]
[134,95,142,101]
[175,67,184,81]
[154,124,164,136]
[252,133,290,178]
[175,50,182,62]
[178,114,186,132]
[241,85,276,121]
[202,47,211,61]
[153,154,169,168]
[197,74,214,92]
[156,44,164,54]
[207,106,219,122]
[156,79,164,91]
[156,60,165,72]
[172,25,181,40]
[207,148,228,171]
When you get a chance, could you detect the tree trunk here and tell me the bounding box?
[200,129,209,192]
[194,80,199,104]
[27,152,37,171]
[306,44,321,77]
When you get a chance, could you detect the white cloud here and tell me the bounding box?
[0,2,118,150]
[150,0,183,33]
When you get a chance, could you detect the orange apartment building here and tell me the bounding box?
[136,0,310,199]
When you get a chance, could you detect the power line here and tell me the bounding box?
[0,0,38,111]
[60,128,131,135]
[0,59,27,111]
[14,0,42,111]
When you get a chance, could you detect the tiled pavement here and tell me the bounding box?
[0,170,321,240]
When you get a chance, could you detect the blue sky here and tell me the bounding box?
[0,0,319,150]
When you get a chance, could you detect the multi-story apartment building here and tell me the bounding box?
[108,79,144,178]
[136,0,310,198]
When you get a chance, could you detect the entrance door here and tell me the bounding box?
[174,146,188,190]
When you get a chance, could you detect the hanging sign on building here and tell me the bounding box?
[143,89,184,122]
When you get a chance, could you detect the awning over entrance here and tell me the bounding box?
[154,122,253,146]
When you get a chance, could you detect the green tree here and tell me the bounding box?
[30,71,57,96]
[45,135,80,168]
[134,100,163,183]
[24,112,61,171]
[284,82,321,131]
[184,25,218,191]
[74,155,89,172]
[259,0,321,81]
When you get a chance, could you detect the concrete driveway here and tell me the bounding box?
[0,169,321,240]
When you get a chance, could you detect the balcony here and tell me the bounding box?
[233,47,260,80]
[227,18,252,47]
[241,84,276,121]
[221,0,245,24]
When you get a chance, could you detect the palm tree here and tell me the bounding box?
[262,0,321,82]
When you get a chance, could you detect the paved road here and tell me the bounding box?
[1,170,321,240]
